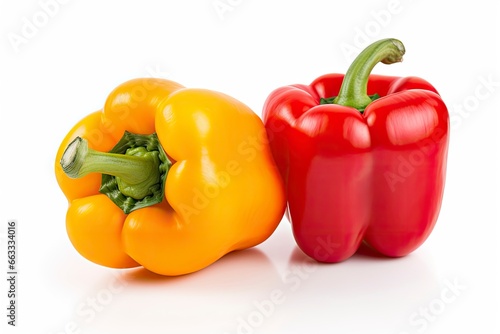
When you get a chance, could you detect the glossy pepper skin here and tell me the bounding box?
[55,78,286,275]
[263,39,449,262]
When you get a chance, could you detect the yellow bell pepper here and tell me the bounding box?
[55,78,286,276]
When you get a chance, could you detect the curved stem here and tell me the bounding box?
[61,137,160,200]
[333,38,405,111]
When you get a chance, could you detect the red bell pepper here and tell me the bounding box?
[263,38,449,262]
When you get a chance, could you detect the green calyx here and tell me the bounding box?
[320,93,381,110]
[60,131,170,214]
[326,38,405,113]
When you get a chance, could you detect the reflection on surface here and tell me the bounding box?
[74,248,283,334]
[53,229,442,334]
[122,248,278,289]
[286,244,439,333]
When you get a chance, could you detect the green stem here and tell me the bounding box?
[61,137,160,200]
[333,38,405,112]
[60,132,169,213]
[62,137,158,185]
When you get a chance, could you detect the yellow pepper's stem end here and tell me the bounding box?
[61,137,88,179]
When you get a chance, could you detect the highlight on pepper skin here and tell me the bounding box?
[55,78,286,276]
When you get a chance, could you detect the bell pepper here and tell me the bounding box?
[55,78,286,275]
[262,38,449,262]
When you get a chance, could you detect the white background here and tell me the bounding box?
[1,0,499,333]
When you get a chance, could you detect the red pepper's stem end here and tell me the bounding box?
[381,39,405,64]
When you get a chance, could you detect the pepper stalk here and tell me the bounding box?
[60,132,170,214]
[332,38,406,112]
